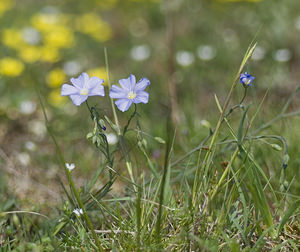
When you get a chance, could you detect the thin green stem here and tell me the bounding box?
[104,48,136,187]
[104,47,121,136]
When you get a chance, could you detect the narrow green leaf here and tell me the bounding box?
[277,199,300,236]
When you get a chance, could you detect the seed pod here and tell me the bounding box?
[13,214,20,227]
[154,137,166,144]
[283,180,289,189]
[271,144,282,151]
[142,139,147,148]
[138,141,143,148]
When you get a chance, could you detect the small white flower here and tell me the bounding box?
[65,163,75,172]
[73,208,83,217]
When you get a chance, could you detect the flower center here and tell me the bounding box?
[80,88,89,96]
[244,78,251,85]
[128,91,136,100]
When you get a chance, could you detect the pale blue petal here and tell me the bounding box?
[61,84,79,96]
[129,74,136,89]
[119,74,136,91]
[87,76,104,89]
[119,78,131,91]
[89,84,105,96]
[69,94,88,106]
[133,91,149,104]
[109,85,128,99]
[70,72,89,89]
[115,98,132,112]
[135,78,150,91]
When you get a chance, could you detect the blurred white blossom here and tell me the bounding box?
[273,48,292,62]
[17,152,31,166]
[28,120,46,138]
[106,133,118,145]
[25,141,36,151]
[130,45,151,61]
[19,100,36,115]
[63,61,82,76]
[252,46,266,61]
[197,45,216,61]
[21,27,41,45]
[176,51,194,66]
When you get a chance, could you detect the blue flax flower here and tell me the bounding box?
[109,74,150,112]
[61,72,105,106]
[240,72,255,87]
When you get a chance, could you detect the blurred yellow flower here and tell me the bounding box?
[75,13,112,42]
[31,13,71,32]
[87,67,109,86]
[46,68,66,88]
[48,89,67,107]
[0,58,24,77]
[0,0,14,16]
[2,28,24,49]
[39,46,60,63]
[18,46,41,63]
[43,26,75,48]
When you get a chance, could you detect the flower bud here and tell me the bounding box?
[282,154,289,169]
[13,214,20,227]
[99,119,106,130]
[200,119,211,129]
[86,132,93,139]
